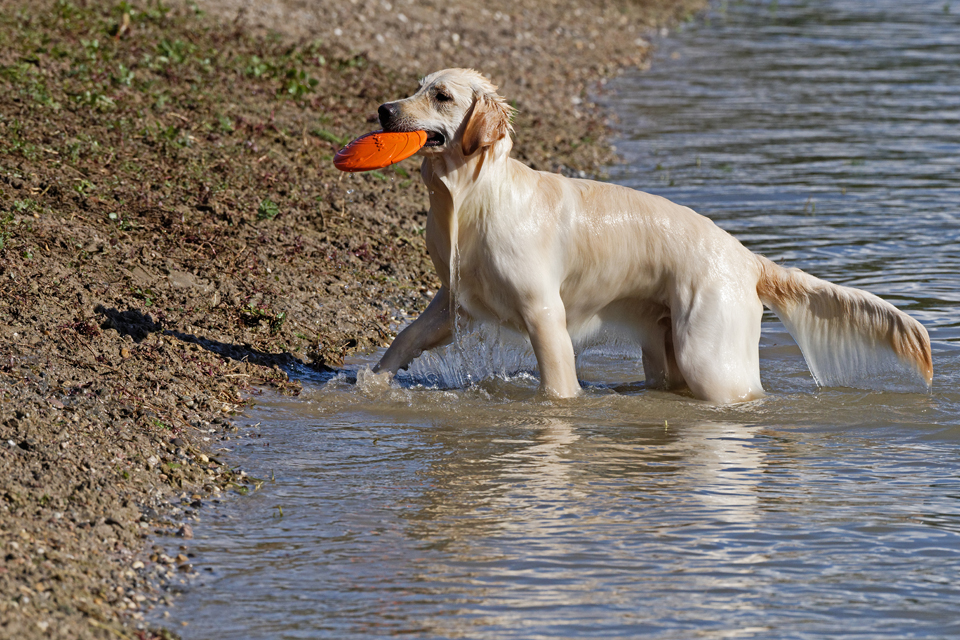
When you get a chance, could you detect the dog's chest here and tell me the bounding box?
[454,253,521,325]
[427,218,525,327]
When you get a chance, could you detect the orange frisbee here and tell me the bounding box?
[334,130,428,172]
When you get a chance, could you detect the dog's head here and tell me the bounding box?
[378,68,514,158]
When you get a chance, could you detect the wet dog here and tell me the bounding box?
[372,68,932,402]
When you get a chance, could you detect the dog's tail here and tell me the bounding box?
[756,256,932,391]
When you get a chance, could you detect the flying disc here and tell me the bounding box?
[333,130,428,172]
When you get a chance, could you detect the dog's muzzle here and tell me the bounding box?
[378,103,401,130]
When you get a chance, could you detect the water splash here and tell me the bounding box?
[398,321,539,389]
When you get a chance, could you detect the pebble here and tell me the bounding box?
[177,524,194,539]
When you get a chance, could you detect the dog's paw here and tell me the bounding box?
[355,366,395,394]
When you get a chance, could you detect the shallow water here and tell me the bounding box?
[159,1,960,638]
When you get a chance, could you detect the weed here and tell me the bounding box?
[311,128,346,146]
[13,199,36,213]
[257,197,279,220]
[114,63,135,87]
[67,141,82,163]
[76,90,116,112]
[280,67,318,99]
[132,287,155,307]
[239,304,287,334]
[156,38,195,67]
[80,38,100,61]
[73,179,94,197]
[3,119,38,159]
[245,55,270,78]
[141,1,172,24]
[0,213,13,252]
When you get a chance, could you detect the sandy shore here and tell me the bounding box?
[0,0,702,637]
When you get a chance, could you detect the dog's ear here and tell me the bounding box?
[461,94,513,157]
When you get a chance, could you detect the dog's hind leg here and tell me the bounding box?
[671,289,765,403]
[620,301,687,391]
[634,310,687,391]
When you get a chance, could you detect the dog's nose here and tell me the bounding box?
[378,103,399,129]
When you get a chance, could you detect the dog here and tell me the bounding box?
[371,68,932,403]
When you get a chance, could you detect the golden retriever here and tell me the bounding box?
[371,68,932,403]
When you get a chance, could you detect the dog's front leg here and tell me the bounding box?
[523,299,581,398]
[374,286,453,374]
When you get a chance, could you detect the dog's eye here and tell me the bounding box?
[435,91,453,103]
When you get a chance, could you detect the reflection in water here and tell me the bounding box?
[158,1,960,638]
[160,376,960,638]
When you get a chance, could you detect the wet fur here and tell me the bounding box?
[372,68,932,402]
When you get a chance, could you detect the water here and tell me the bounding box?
[158,2,960,638]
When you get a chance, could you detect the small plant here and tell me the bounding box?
[217,114,234,133]
[155,38,194,67]
[80,38,100,61]
[0,213,13,252]
[132,287,155,307]
[244,55,270,78]
[257,197,280,220]
[311,128,347,146]
[281,67,318,99]
[114,63,135,87]
[13,199,35,213]
[239,304,287,334]
[270,311,287,334]
[73,179,94,197]
[76,90,115,112]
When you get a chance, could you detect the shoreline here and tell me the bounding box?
[0,0,703,637]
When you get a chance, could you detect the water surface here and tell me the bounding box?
[159,2,960,638]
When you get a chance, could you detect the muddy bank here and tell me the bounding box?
[0,0,702,637]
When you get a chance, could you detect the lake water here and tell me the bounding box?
[157,1,960,638]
